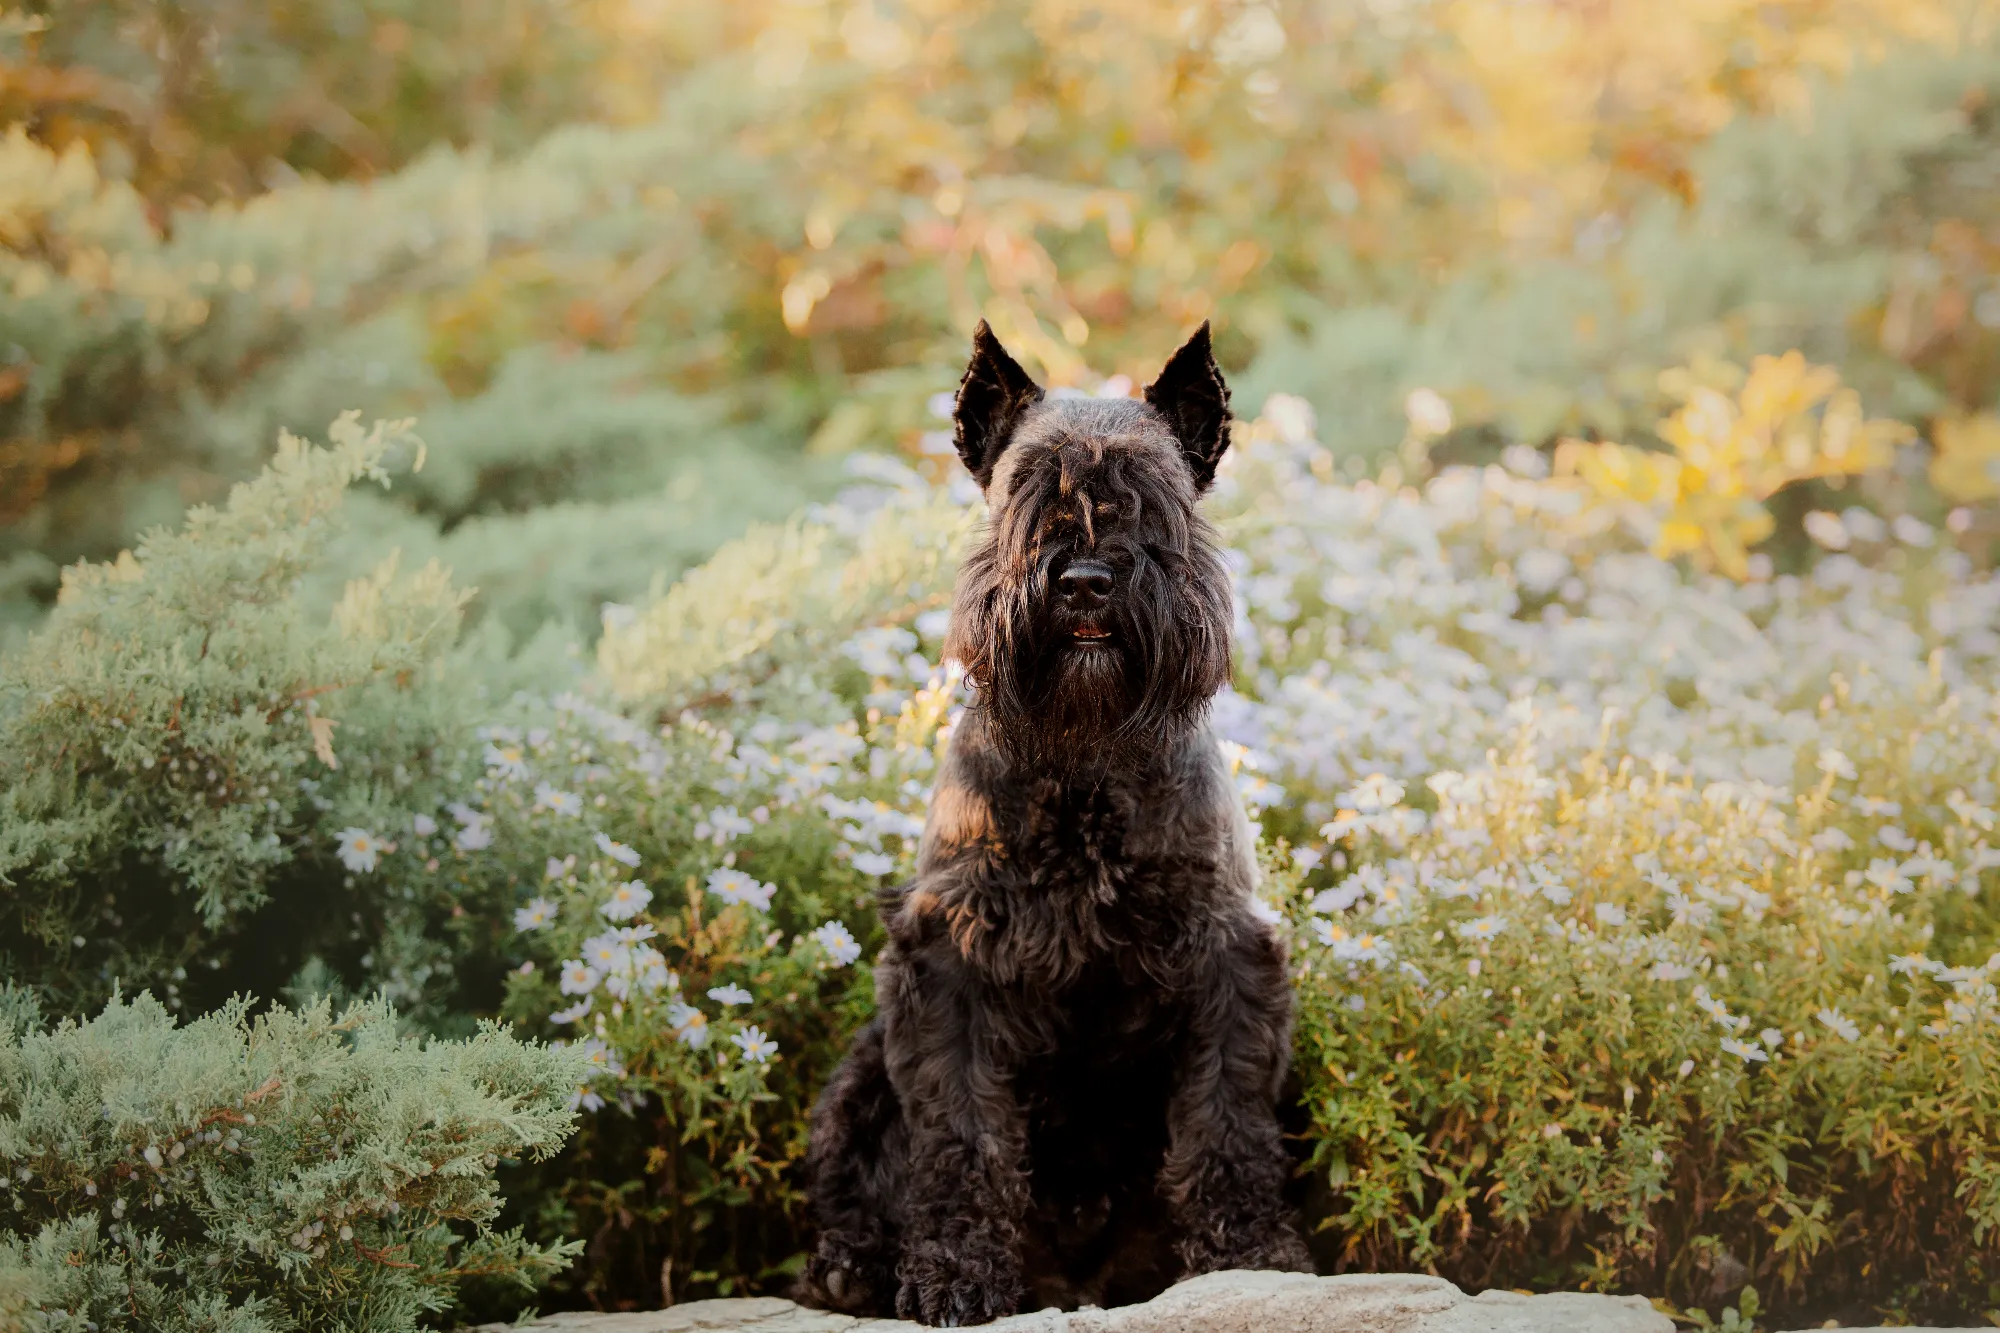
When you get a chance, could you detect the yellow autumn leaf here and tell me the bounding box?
[1930,412,2000,504]
[309,715,340,770]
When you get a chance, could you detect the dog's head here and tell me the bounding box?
[943,321,1235,769]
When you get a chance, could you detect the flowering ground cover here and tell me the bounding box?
[9,364,2000,1324]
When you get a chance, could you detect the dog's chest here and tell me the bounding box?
[1005,779,1196,924]
[1016,782,1128,894]
[955,780,1211,986]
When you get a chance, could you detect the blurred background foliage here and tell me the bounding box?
[9,0,2000,648]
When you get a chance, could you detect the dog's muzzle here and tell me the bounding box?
[1057,560,1116,644]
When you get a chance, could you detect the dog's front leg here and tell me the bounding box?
[880,943,1028,1326]
[1159,922,1313,1275]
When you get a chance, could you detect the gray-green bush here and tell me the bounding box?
[0,989,589,1332]
[0,414,529,1028]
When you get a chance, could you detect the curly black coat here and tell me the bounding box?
[795,323,1312,1326]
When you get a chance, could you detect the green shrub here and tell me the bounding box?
[1274,731,2000,1318]
[0,990,589,1331]
[0,414,504,1025]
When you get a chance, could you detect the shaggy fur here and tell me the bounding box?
[795,323,1312,1327]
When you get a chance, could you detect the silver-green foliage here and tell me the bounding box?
[0,416,490,1020]
[0,990,589,1332]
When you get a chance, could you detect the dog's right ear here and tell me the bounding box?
[954,321,1043,488]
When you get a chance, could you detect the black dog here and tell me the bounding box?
[796,323,1311,1326]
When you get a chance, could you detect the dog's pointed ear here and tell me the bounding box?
[953,321,1043,488]
[1144,321,1232,490]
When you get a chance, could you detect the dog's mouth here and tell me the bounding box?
[1070,624,1113,645]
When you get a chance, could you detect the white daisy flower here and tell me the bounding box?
[334,828,382,873]
[1877,825,1916,853]
[706,867,776,911]
[731,1025,779,1063]
[1802,510,1850,550]
[599,880,653,921]
[666,1002,710,1048]
[695,806,756,845]
[851,851,895,877]
[1338,774,1406,814]
[1312,881,1366,914]
[1862,858,1913,894]
[535,783,582,817]
[1454,915,1507,942]
[1330,932,1394,968]
[582,934,629,973]
[513,896,557,931]
[594,832,641,866]
[707,984,753,1006]
[574,1038,622,1077]
[558,961,599,996]
[1816,1008,1859,1041]
[451,809,493,852]
[811,921,862,967]
[1692,988,1733,1025]
[1720,1037,1768,1064]
[484,742,529,780]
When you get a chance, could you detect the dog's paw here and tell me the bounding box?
[894,1278,1015,1327]
[1247,1224,1315,1274]
[1178,1215,1314,1277]
[796,1236,891,1314]
[894,1242,1020,1327]
[795,1260,867,1313]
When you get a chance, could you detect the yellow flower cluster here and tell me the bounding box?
[1561,352,1913,578]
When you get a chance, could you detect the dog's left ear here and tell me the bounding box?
[955,321,1044,489]
[1144,321,1232,491]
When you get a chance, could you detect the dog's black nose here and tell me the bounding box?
[1057,561,1114,608]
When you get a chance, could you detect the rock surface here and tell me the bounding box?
[475,1270,1677,1333]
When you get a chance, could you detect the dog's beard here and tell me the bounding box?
[975,607,1203,774]
[948,540,1234,777]
[1016,633,1137,767]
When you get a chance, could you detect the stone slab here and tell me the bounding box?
[474,1269,1677,1333]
